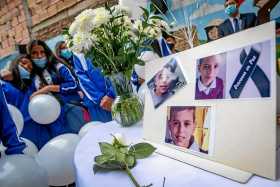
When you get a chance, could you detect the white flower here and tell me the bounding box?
[134,20,143,32]
[93,7,110,27]
[143,26,161,38]
[63,34,70,41]
[71,32,93,53]
[113,133,126,145]
[149,19,169,31]
[69,20,80,36]
[69,9,96,36]
[112,5,131,17]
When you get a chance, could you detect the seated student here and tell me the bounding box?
[65,51,116,122]
[55,41,91,131]
[195,54,224,100]
[149,60,178,108]
[166,106,202,152]
[28,40,78,103]
[1,54,71,149]
[0,81,26,156]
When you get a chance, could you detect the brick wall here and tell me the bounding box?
[0,0,117,57]
[33,0,117,40]
[0,0,30,56]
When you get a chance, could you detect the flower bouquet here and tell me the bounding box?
[64,4,168,126]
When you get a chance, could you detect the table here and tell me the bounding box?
[74,121,280,187]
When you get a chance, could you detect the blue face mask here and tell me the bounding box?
[60,49,73,60]
[18,65,30,80]
[33,57,47,69]
[225,4,237,16]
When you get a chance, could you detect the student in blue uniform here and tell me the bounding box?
[63,51,116,122]
[0,81,26,156]
[28,40,78,103]
[2,54,70,149]
[55,41,91,132]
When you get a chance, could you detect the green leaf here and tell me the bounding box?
[115,150,126,163]
[129,143,156,159]
[99,142,115,156]
[94,154,113,165]
[93,164,102,174]
[97,160,124,170]
[149,15,163,20]
[126,155,136,168]
[140,7,149,20]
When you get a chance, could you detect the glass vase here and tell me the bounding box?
[109,73,144,127]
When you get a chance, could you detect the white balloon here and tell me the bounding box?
[78,121,104,137]
[7,104,24,135]
[0,155,48,187]
[28,94,61,124]
[36,134,80,186]
[22,138,38,157]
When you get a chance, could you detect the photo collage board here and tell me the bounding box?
[143,21,277,181]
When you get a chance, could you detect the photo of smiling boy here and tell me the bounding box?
[165,106,211,154]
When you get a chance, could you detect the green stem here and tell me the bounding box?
[125,164,141,187]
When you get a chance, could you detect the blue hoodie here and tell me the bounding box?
[71,53,116,122]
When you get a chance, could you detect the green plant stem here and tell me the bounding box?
[125,164,141,187]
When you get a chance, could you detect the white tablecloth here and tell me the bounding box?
[74,121,280,187]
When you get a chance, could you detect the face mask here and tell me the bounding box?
[225,4,237,16]
[33,57,47,69]
[18,65,30,80]
[60,49,73,60]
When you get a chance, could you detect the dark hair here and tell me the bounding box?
[164,58,177,73]
[54,41,67,62]
[169,106,196,122]
[9,54,33,90]
[27,40,62,85]
[224,0,237,7]
[162,31,175,41]
[54,41,74,70]
[152,58,179,93]
[204,26,219,42]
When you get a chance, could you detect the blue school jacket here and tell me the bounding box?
[45,63,79,104]
[71,53,116,122]
[0,81,26,155]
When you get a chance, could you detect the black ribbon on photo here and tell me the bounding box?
[229,47,270,98]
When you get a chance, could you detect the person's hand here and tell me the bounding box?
[30,85,50,100]
[78,91,84,99]
[0,69,13,81]
[100,95,114,111]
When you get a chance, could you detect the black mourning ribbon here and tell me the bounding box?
[229,47,270,98]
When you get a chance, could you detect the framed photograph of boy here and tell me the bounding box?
[147,58,187,108]
[195,53,227,100]
[165,106,213,155]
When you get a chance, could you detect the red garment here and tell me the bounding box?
[82,108,91,122]
[237,0,245,6]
